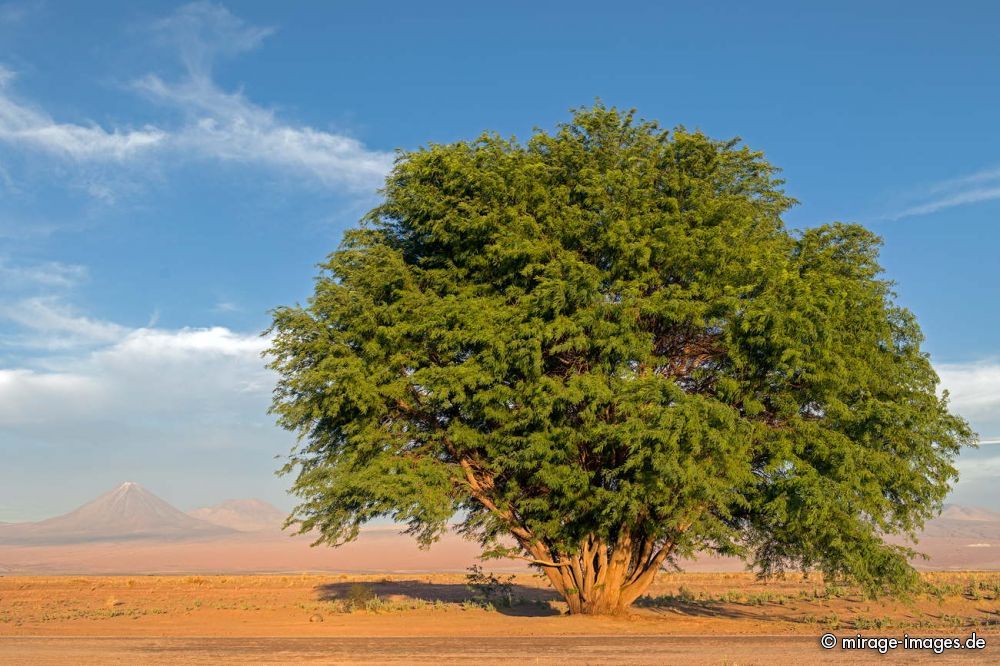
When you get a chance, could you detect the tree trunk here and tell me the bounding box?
[528,534,673,615]
[452,458,682,615]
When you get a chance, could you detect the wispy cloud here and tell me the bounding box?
[138,2,392,191]
[0,2,392,197]
[0,67,166,161]
[0,260,270,430]
[0,258,123,350]
[0,297,128,349]
[926,167,1000,194]
[136,73,394,191]
[885,166,1000,221]
[149,0,273,77]
[0,257,87,288]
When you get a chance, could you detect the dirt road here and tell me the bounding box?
[2,635,997,665]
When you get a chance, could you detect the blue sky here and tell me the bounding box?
[1,1,999,520]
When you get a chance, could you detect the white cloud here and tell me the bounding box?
[0,292,289,519]
[0,324,271,429]
[104,325,264,360]
[886,166,1000,220]
[136,73,393,191]
[937,359,1000,445]
[138,2,392,191]
[927,167,1000,195]
[888,186,1000,220]
[0,259,120,349]
[150,1,274,77]
[0,321,277,503]
[0,262,273,436]
[0,368,103,425]
[0,69,167,161]
[0,297,128,349]
[0,3,392,196]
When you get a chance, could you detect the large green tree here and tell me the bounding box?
[268,105,973,615]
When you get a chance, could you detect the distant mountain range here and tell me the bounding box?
[0,481,494,574]
[914,504,1000,541]
[0,482,282,545]
[1,484,999,573]
[936,504,1000,522]
[189,498,286,532]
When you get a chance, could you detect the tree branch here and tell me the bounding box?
[514,554,574,568]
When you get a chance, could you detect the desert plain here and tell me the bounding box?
[2,571,1000,664]
[3,484,1000,663]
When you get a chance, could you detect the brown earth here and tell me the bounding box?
[2,572,999,663]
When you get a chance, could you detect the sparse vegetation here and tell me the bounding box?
[465,565,516,608]
[2,571,1000,634]
[345,583,375,608]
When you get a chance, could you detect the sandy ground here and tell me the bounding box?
[2,572,999,663]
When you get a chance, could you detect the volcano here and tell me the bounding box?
[0,482,234,545]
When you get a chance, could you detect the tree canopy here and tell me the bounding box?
[267,105,973,614]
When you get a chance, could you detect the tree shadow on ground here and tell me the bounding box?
[315,580,562,617]
[634,598,782,621]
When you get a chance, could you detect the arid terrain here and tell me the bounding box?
[3,485,1000,662]
[2,572,1000,663]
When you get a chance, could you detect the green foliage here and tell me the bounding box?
[268,103,974,599]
